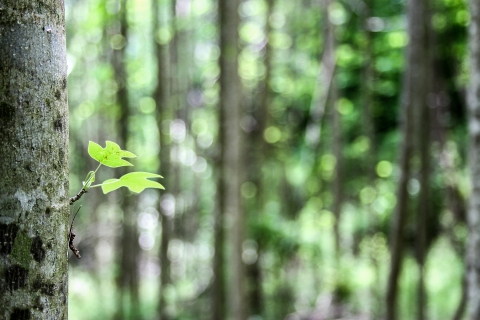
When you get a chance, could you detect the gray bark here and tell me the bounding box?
[218,0,245,318]
[0,0,69,318]
[467,0,480,317]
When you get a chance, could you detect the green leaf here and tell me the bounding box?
[100,172,165,194]
[83,171,95,189]
[88,141,136,168]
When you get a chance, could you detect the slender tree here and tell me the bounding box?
[217,0,246,318]
[386,0,430,318]
[467,0,480,317]
[111,0,141,318]
[0,0,69,318]
[246,0,275,316]
[305,0,336,152]
[153,0,174,318]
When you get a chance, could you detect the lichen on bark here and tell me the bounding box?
[10,231,33,269]
[0,0,69,319]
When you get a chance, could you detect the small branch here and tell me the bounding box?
[68,231,81,259]
[68,206,82,259]
[69,188,87,205]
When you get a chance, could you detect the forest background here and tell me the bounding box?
[66,0,472,319]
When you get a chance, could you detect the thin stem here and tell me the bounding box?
[93,163,102,174]
[69,163,102,205]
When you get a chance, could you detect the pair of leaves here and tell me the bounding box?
[86,141,164,194]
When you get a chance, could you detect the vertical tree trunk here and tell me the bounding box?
[332,84,342,258]
[416,27,431,320]
[467,0,480,317]
[385,0,429,319]
[218,0,245,318]
[112,0,140,318]
[212,184,226,320]
[361,1,381,316]
[153,0,173,318]
[246,0,274,316]
[0,0,69,318]
[305,0,336,151]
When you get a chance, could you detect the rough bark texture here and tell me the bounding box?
[467,0,480,317]
[385,0,429,319]
[0,0,69,318]
[218,0,245,318]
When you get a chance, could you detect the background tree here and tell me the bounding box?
[385,0,431,318]
[467,0,480,317]
[218,0,246,318]
[0,0,69,318]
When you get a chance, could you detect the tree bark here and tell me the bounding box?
[385,0,429,319]
[152,0,173,318]
[0,0,69,318]
[218,0,245,318]
[467,0,480,317]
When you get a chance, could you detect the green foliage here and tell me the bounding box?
[101,172,164,194]
[87,140,164,193]
[88,141,136,168]
[72,141,164,200]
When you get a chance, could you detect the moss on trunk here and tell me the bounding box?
[0,0,69,318]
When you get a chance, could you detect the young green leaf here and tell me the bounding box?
[100,172,165,194]
[88,141,136,168]
[83,171,95,189]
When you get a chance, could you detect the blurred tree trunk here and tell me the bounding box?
[212,165,226,320]
[416,5,432,320]
[246,0,274,317]
[211,0,226,314]
[361,1,381,316]
[385,0,429,319]
[153,0,173,318]
[305,0,336,152]
[0,0,69,318]
[467,0,480,317]
[217,0,246,318]
[112,0,140,318]
[331,84,342,258]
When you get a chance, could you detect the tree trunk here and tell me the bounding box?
[305,0,336,151]
[111,0,140,318]
[467,0,480,317]
[0,0,69,318]
[386,0,429,319]
[218,0,245,318]
[332,84,342,259]
[153,0,173,318]
[246,0,274,316]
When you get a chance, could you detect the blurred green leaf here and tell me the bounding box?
[101,172,164,194]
